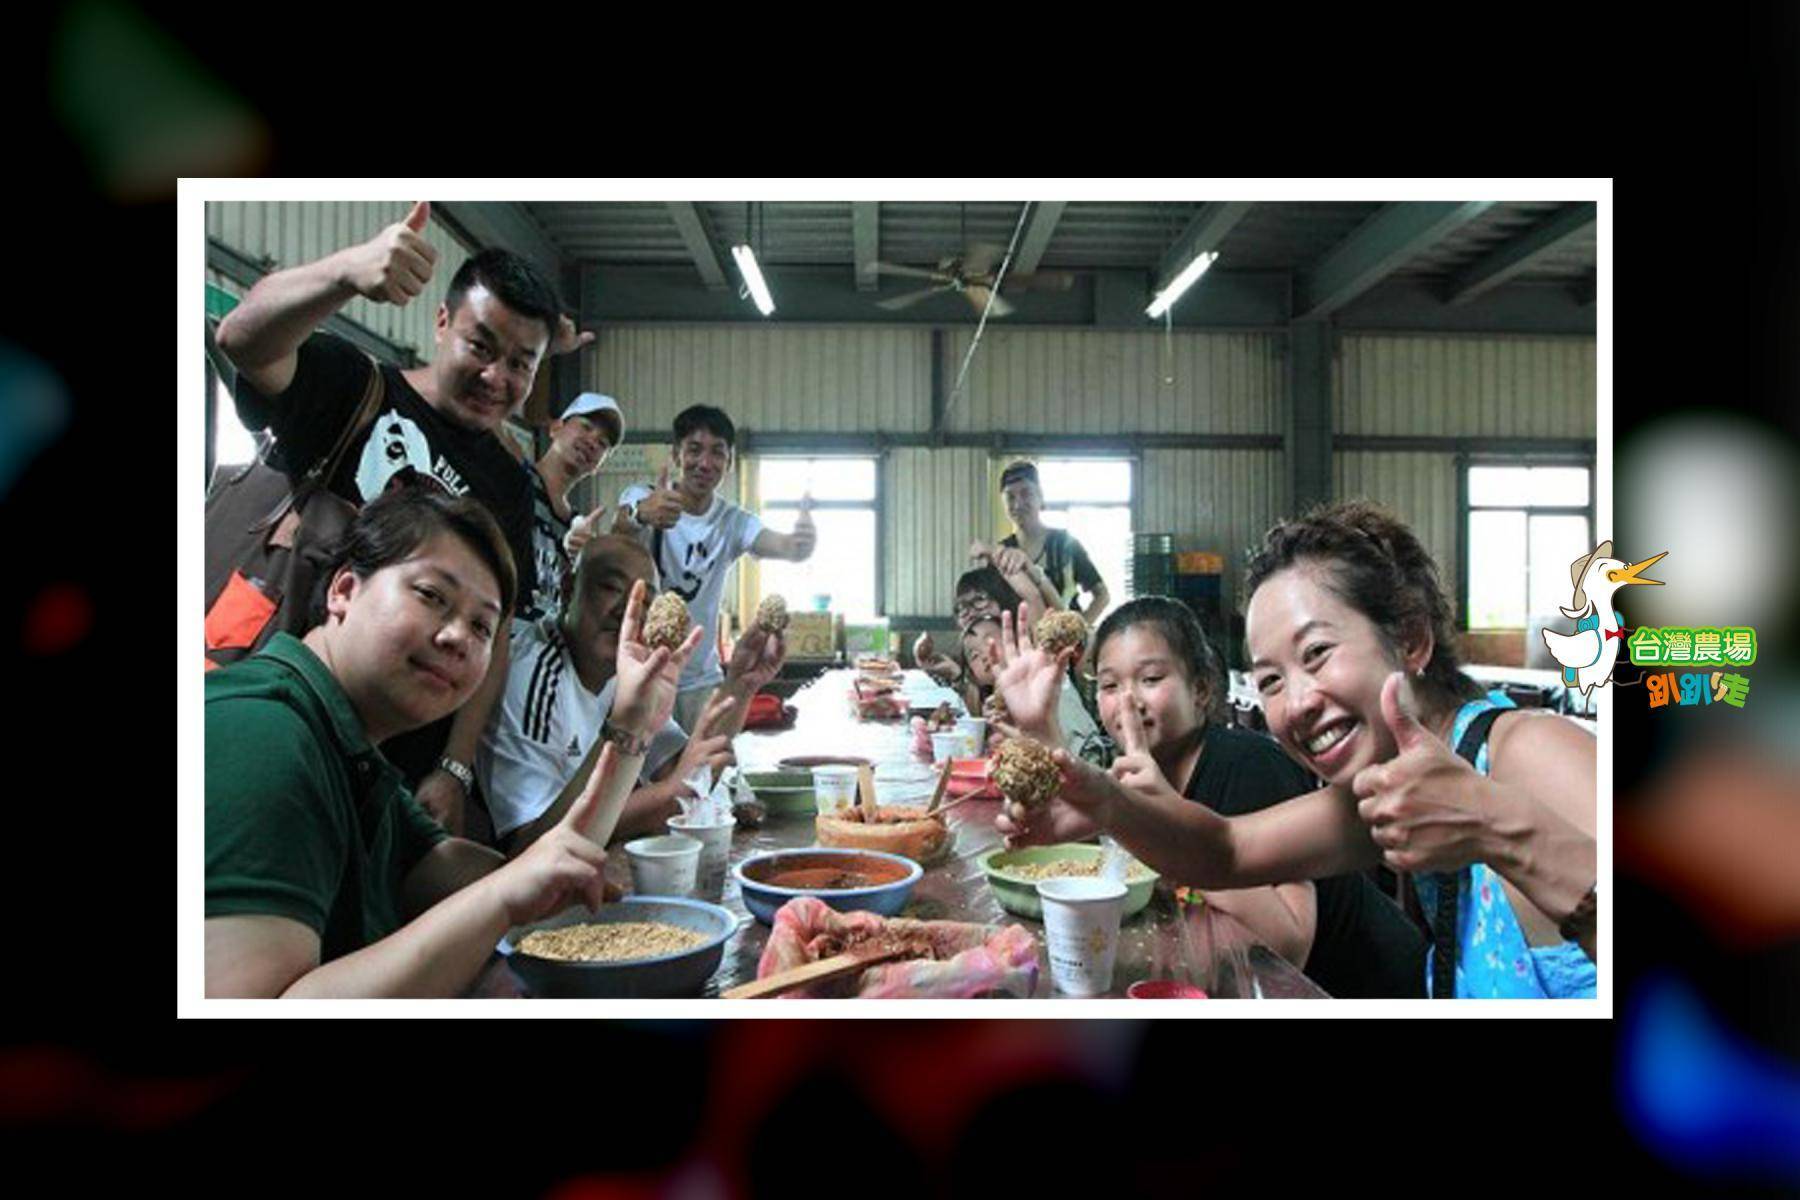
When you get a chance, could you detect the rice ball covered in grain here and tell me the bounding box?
[643,592,692,651]
[755,593,790,634]
[991,736,1059,810]
[1034,609,1088,657]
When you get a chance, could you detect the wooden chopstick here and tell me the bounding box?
[721,944,910,999]
[925,759,954,814]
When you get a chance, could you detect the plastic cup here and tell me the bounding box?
[930,732,962,764]
[954,716,986,757]
[1037,877,1129,997]
[624,834,702,897]
[812,765,858,814]
[667,814,736,902]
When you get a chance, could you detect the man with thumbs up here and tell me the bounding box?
[615,404,816,733]
[214,201,593,836]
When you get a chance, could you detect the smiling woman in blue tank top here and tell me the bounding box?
[1002,500,1598,998]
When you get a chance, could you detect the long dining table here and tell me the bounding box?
[475,665,1329,1000]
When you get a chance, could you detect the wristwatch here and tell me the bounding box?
[600,718,651,757]
[436,756,475,794]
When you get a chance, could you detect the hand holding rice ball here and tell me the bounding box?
[755,593,790,634]
[991,736,1059,812]
[643,592,693,651]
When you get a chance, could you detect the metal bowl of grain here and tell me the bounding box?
[499,896,743,998]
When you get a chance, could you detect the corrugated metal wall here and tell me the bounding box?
[1332,451,1461,609]
[1337,334,1596,438]
[585,327,932,435]
[204,201,470,361]
[947,329,1285,435]
[886,448,991,615]
[1139,449,1289,617]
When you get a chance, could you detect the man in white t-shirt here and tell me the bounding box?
[617,404,815,733]
[476,533,785,854]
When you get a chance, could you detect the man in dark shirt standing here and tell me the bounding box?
[997,460,1111,620]
[214,200,593,836]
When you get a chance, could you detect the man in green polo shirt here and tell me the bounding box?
[204,488,702,997]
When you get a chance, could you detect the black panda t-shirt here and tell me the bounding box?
[1185,725,1429,998]
[233,332,535,784]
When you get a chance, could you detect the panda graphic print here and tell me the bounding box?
[356,408,460,500]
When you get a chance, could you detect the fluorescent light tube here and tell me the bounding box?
[732,244,776,315]
[1145,250,1219,318]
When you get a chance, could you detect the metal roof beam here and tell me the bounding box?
[1296,201,1493,318]
[852,202,879,292]
[1154,201,1254,288]
[1013,201,1066,275]
[1446,202,1597,305]
[430,201,564,291]
[665,201,731,290]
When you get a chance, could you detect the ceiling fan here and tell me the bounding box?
[870,241,1074,317]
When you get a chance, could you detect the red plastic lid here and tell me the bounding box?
[1126,980,1209,999]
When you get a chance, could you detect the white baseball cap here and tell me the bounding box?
[560,392,624,444]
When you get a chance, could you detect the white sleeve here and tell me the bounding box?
[618,483,651,510]
[475,631,579,837]
[735,504,766,559]
[642,718,688,783]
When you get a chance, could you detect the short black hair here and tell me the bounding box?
[318,487,517,625]
[444,248,562,343]
[999,461,1039,490]
[1093,596,1228,724]
[672,404,737,449]
[953,566,1025,623]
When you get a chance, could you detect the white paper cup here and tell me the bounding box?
[667,815,736,902]
[930,732,963,764]
[624,834,702,897]
[1037,877,1129,997]
[812,765,859,814]
[954,717,987,757]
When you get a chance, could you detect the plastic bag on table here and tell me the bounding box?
[757,896,1038,999]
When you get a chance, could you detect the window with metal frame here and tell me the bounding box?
[1463,463,1594,630]
[755,456,880,620]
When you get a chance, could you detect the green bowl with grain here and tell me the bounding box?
[980,844,1159,921]
[741,770,818,817]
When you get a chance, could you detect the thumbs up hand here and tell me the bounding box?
[789,491,817,558]
[633,462,684,530]
[563,501,614,557]
[341,200,439,305]
[1350,673,1491,874]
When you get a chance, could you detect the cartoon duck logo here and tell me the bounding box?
[1540,540,1667,697]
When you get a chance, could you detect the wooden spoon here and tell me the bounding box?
[721,943,910,999]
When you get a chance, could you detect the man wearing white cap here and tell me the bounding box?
[518,392,624,624]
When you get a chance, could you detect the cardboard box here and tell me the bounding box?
[785,612,836,660]
[1176,551,1224,574]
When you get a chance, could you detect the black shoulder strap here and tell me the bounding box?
[1431,704,1508,999]
[651,525,665,575]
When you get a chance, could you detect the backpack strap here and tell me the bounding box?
[250,356,387,533]
[1430,704,1508,998]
